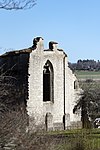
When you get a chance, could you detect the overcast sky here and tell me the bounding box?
[0,0,100,62]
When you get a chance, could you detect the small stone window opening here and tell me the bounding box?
[74,80,79,90]
[43,60,54,102]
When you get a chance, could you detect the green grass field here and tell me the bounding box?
[48,129,100,150]
[46,129,100,150]
[75,70,100,80]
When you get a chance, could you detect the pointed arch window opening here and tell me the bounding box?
[43,60,54,102]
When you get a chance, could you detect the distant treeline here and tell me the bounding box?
[69,59,100,71]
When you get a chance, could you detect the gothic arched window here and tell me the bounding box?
[43,60,54,102]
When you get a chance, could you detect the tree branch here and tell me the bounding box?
[0,0,36,10]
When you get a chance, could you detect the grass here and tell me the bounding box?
[75,70,100,80]
[1,128,100,150]
[74,70,100,90]
[46,129,100,150]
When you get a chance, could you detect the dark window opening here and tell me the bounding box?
[74,80,79,89]
[43,68,50,101]
[43,60,54,102]
[74,81,76,89]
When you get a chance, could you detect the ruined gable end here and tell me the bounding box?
[0,37,82,131]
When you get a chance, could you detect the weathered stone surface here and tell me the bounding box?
[27,37,82,130]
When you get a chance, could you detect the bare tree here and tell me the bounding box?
[0,0,36,10]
